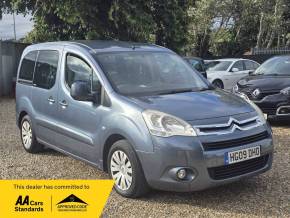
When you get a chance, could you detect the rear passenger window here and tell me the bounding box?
[19,51,37,81]
[65,54,99,92]
[33,50,59,89]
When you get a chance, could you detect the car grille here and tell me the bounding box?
[208,155,269,180]
[194,116,261,136]
[261,107,277,115]
[202,131,269,151]
[245,91,280,101]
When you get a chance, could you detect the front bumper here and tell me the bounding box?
[240,91,290,116]
[253,94,290,116]
[137,124,273,192]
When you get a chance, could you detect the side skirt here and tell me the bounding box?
[37,138,104,171]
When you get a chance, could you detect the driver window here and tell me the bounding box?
[231,61,244,72]
[65,54,99,92]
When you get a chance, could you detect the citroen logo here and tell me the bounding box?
[194,116,261,136]
[252,88,261,97]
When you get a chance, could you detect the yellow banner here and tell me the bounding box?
[0,180,114,218]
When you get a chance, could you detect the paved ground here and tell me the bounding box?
[0,98,289,217]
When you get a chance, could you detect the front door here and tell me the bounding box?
[227,60,247,89]
[56,51,102,163]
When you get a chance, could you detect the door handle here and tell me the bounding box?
[47,97,55,104]
[59,100,68,108]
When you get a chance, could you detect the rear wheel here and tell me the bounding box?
[108,140,149,198]
[212,80,224,89]
[20,115,43,153]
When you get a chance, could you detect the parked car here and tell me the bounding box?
[234,55,290,117]
[206,58,260,90]
[183,57,207,78]
[16,41,273,198]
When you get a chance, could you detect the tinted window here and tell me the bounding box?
[95,52,208,96]
[19,51,37,81]
[188,59,205,72]
[253,62,260,69]
[207,61,232,71]
[66,54,99,92]
[232,61,244,71]
[244,60,259,70]
[255,56,290,75]
[33,50,59,89]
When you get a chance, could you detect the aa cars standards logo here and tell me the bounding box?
[15,195,44,212]
[56,194,88,212]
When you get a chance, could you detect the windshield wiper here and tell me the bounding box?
[158,87,212,95]
[266,73,280,76]
[158,88,196,95]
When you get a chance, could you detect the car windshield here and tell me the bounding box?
[254,56,290,75]
[206,61,232,71]
[95,52,209,96]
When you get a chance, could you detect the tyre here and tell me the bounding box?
[108,140,149,198]
[20,115,43,153]
[212,80,224,89]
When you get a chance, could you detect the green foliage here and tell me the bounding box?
[6,0,193,54]
[3,0,290,56]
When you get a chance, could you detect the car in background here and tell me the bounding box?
[206,58,260,90]
[234,56,290,117]
[184,57,207,78]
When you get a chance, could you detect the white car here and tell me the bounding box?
[206,58,260,90]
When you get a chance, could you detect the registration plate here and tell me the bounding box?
[225,146,261,165]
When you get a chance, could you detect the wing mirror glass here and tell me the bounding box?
[231,67,239,72]
[70,81,101,103]
[248,70,255,75]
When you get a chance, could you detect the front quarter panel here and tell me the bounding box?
[98,94,154,164]
[100,111,153,153]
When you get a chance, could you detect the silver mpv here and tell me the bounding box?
[16,41,273,198]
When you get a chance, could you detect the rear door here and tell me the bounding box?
[31,50,61,144]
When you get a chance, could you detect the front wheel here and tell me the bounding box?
[212,80,224,89]
[108,140,149,198]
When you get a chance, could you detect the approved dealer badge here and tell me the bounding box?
[0,180,114,218]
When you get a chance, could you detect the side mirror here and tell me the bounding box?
[231,67,239,72]
[248,70,254,75]
[71,81,97,102]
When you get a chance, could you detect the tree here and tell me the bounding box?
[1,0,193,54]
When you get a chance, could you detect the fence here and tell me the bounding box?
[252,47,290,55]
[204,47,290,64]
[0,41,29,96]
[205,54,275,64]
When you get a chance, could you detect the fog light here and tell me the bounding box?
[177,169,187,180]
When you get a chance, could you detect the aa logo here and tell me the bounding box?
[56,194,88,212]
[15,195,44,212]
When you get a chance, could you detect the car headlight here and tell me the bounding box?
[142,110,197,137]
[281,87,290,96]
[235,92,266,124]
[235,91,250,101]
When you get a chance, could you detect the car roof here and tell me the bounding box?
[184,56,203,61]
[211,58,256,62]
[28,40,172,54]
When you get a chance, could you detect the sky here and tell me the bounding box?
[0,13,33,40]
